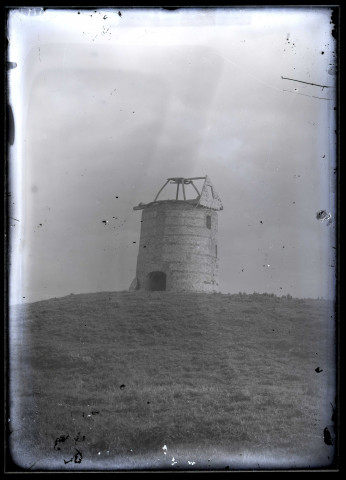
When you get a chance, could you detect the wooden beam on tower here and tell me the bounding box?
[182,179,186,200]
[154,179,170,201]
[190,181,200,196]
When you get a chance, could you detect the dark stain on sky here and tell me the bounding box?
[330,8,338,40]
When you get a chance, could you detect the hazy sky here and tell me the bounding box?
[8,7,337,304]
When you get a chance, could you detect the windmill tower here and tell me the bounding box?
[130,176,223,292]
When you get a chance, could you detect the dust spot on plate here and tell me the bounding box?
[316,210,332,225]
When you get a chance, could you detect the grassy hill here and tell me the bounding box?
[8,291,337,471]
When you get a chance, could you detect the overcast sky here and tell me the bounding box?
[8,7,337,304]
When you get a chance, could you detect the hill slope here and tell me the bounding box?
[8,292,336,471]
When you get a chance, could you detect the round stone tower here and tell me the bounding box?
[130,176,223,293]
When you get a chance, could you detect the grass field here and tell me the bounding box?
[8,291,337,471]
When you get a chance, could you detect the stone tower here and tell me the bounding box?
[130,176,223,292]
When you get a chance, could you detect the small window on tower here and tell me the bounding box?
[206,215,211,229]
[215,245,218,257]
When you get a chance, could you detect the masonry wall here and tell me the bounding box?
[135,201,219,292]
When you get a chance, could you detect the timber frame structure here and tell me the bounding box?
[133,176,223,211]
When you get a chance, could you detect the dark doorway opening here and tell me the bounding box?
[147,271,166,291]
